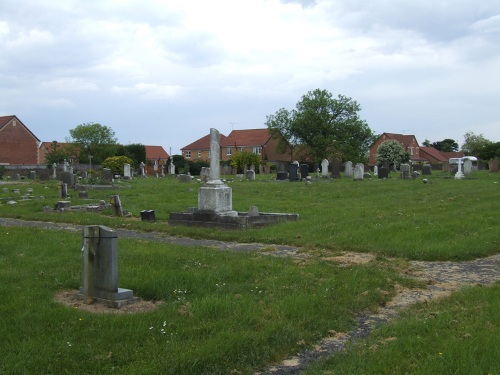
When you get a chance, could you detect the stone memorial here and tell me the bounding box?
[300,164,309,180]
[29,171,36,180]
[52,163,57,179]
[178,174,192,183]
[123,164,131,179]
[321,159,329,178]
[373,165,378,177]
[289,162,300,181]
[102,168,113,183]
[168,161,175,176]
[400,164,411,179]
[246,170,255,180]
[489,158,499,172]
[80,225,137,307]
[353,163,364,181]
[140,162,146,178]
[422,164,432,175]
[331,158,341,179]
[344,161,353,178]
[200,167,210,182]
[463,159,472,176]
[276,171,288,180]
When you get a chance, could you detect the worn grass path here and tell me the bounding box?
[2,217,500,374]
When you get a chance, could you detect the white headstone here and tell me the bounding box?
[321,159,329,177]
[123,164,131,179]
[373,165,378,176]
[344,161,353,178]
[353,163,364,180]
[463,159,472,176]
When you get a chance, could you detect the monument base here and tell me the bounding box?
[454,171,465,179]
[198,184,234,213]
[169,209,299,230]
[78,287,139,308]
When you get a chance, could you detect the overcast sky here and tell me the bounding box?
[1,0,499,155]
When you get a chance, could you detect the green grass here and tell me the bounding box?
[1,171,499,260]
[304,283,500,375]
[0,226,408,375]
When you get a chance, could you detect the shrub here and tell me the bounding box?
[102,156,134,175]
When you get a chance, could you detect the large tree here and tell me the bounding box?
[432,138,459,152]
[461,131,492,156]
[68,122,118,164]
[266,89,374,162]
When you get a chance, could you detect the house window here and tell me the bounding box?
[239,147,244,152]
[13,120,17,127]
[410,147,414,156]
[185,151,191,158]
[253,146,262,155]
[226,147,232,156]
[198,151,202,158]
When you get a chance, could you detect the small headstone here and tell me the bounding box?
[29,171,36,180]
[276,171,288,180]
[373,165,378,176]
[168,162,175,176]
[13,174,20,181]
[246,170,255,180]
[344,161,353,178]
[102,168,113,183]
[321,159,329,178]
[81,171,88,179]
[200,167,210,182]
[54,201,71,210]
[123,164,131,179]
[178,174,192,183]
[489,158,499,172]
[331,158,341,179]
[13,189,21,194]
[248,206,259,216]
[422,164,432,175]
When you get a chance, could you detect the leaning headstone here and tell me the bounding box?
[344,161,353,178]
[353,164,364,180]
[321,159,329,178]
[111,195,123,216]
[400,164,411,179]
[331,158,341,179]
[246,170,255,180]
[289,163,299,181]
[422,164,432,175]
[300,164,309,180]
[463,160,473,176]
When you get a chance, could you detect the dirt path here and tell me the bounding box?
[2,218,500,374]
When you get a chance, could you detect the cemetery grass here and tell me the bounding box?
[1,170,499,261]
[303,282,500,375]
[0,226,413,375]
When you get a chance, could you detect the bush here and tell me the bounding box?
[102,156,134,175]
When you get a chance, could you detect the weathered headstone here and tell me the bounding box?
[153,160,158,172]
[344,161,353,178]
[140,162,146,178]
[140,210,156,222]
[331,158,341,179]
[13,174,20,181]
[178,174,192,183]
[353,164,364,180]
[78,191,88,199]
[489,158,499,172]
[102,168,113,183]
[59,182,68,198]
[373,165,378,177]
[422,164,432,175]
[321,159,329,178]
[29,171,36,180]
[200,167,210,182]
[246,170,255,180]
[400,164,411,179]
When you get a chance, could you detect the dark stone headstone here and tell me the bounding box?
[276,171,288,180]
[378,166,389,179]
[422,164,432,175]
[300,164,309,180]
[102,168,113,183]
[331,158,341,179]
[289,163,299,181]
[60,171,74,187]
[140,210,156,222]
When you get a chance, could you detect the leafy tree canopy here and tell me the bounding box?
[432,138,459,152]
[229,151,260,173]
[68,122,118,164]
[116,143,146,167]
[44,141,73,167]
[461,131,492,156]
[477,142,500,160]
[266,89,374,162]
[375,140,409,168]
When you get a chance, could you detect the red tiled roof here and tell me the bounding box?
[384,133,418,147]
[441,151,465,159]
[420,146,447,163]
[221,128,272,147]
[145,145,169,160]
[181,133,227,151]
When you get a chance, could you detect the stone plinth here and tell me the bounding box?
[198,184,236,215]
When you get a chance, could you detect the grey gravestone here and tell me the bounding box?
[321,159,329,178]
[178,174,192,183]
[353,163,364,180]
[79,191,88,199]
[300,164,309,180]
[200,167,210,182]
[276,171,288,180]
[140,210,156,222]
[29,171,36,180]
[289,163,299,181]
[463,160,472,176]
[246,170,255,180]
[81,225,136,307]
[102,168,113,183]
[123,164,131,179]
[331,158,341,178]
[373,165,378,177]
[400,164,411,179]
[344,161,353,178]
[81,171,88,179]
[422,164,432,175]
[13,174,20,181]
[60,171,74,187]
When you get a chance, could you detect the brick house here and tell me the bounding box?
[419,146,448,164]
[369,133,426,166]
[38,141,79,165]
[181,128,293,165]
[181,133,227,161]
[0,115,41,165]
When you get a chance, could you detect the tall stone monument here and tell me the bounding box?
[198,128,237,215]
